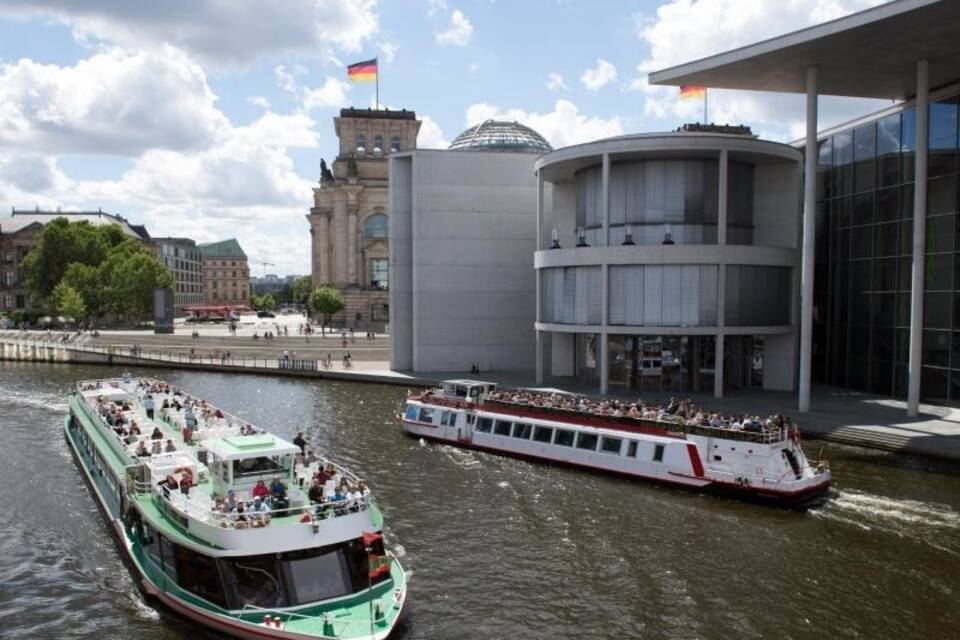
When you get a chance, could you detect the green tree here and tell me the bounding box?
[308,286,344,335]
[291,276,314,305]
[100,244,174,321]
[251,294,277,312]
[52,282,87,322]
[61,263,104,318]
[21,218,109,301]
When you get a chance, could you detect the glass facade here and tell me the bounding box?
[813,95,960,404]
[542,266,602,324]
[574,160,754,246]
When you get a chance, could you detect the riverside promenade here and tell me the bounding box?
[2,318,960,463]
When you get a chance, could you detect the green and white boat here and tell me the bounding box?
[65,376,407,639]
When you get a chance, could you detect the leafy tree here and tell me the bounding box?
[308,286,344,334]
[21,218,109,300]
[251,294,277,312]
[291,276,314,305]
[52,282,87,322]
[103,249,174,320]
[61,263,104,317]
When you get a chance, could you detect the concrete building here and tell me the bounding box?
[149,237,203,317]
[198,239,251,308]
[307,108,421,330]
[649,0,960,412]
[534,128,801,396]
[390,121,551,373]
[251,274,299,298]
[0,209,148,316]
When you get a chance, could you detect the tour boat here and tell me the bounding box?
[66,377,406,639]
[400,380,832,508]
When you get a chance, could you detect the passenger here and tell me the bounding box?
[164,439,177,453]
[293,431,307,455]
[233,502,249,529]
[128,421,141,435]
[305,449,319,465]
[270,477,288,511]
[150,426,163,440]
[308,479,324,503]
[224,490,239,514]
[151,440,163,455]
[144,395,155,419]
[252,479,270,501]
[249,496,270,526]
[135,441,150,457]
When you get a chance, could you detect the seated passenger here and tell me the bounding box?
[307,479,324,504]
[151,440,163,455]
[224,490,238,513]
[252,479,270,501]
[249,496,270,526]
[135,441,150,457]
[269,477,288,510]
[233,502,249,528]
[164,439,177,453]
[150,426,163,440]
[128,421,141,435]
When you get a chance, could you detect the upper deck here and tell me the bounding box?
[72,378,380,554]
[414,380,797,445]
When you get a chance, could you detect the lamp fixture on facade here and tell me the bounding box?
[622,224,635,245]
[550,227,561,249]
[662,224,675,245]
[576,226,589,247]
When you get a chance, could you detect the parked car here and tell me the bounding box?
[257,310,276,318]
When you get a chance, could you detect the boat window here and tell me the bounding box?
[404,405,419,421]
[159,535,178,579]
[281,543,366,605]
[441,411,451,426]
[512,423,532,439]
[627,441,638,457]
[466,414,475,425]
[653,444,665,462]
[144,523,161,560]
[554,429,575,447]
[600,437,623,454]
[233,455,290,479]
[418,407,434,424]
[576,433,599,451]
[174,543,228,608]
[476,417,493,433]
[220,553,286,610]
[494,420,512,436]
[533,426,553,443]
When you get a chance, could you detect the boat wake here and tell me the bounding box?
[814,488,960,554]
[4,390,69,413]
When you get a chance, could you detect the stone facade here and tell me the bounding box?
[307,108,421,330]
[149,237,204,317]
[198,239,251,308]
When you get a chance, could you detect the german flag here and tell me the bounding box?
[679,85,706,100]
[347,58,377,83]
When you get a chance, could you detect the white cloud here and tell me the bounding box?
[0,47,227,156]
[417,116,449,149]
[427,0,448,17]
[634,0,891,139]
[0,152,71,193]
[436,9,473,46]
[0,0,381,67]
[580,59,617,92]
[302,78,351,111]
[465,99,622,148]
[546,72,568,92]
[378,41,397,63]
[248,96,271,110]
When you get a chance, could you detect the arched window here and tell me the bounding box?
[373,134,384,154]
[363,213,388,239]
[355,134,366,154]
[390,136,401,152]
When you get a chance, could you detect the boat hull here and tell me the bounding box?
[66,412,406,640]
[404,422,830,510]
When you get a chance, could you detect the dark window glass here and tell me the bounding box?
[870,362,893,396]
[926,214,955,254]
[874,257,898,291]
[418,407,434,424]
[899,220,913,256]
[817,138,833,200]
[877,187,898,222]
[554,429,574,447]
[833,130,854,196]
[159,535,177,579]
[533,426,553,443]
[653,443,665,462]
[282,545,360,605]
[877,112,901,187]
[921,366,949,404]
[850,325,870,359]
[476,417,493,433]
[576,432,599,450]
[494,420,512,436]
[928,177,957,216]
[627,441,638,457]
[873,327,895,361]
[923,330,951,367]
[928,98,958,178]
[901,107,917,183]
[174,544,227,607]
[219,553,284,609]
[833,196,852,228]
[925,253,953,291]
[854,122,877,192]
[512,423,532,439]
[925,292,952,328]
[900,183,915,220]
[874,223,898,258]
[600,437,623,454]
[873,293,895,326]
[852,192,874,226]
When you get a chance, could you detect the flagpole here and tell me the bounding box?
[704,89,708,124]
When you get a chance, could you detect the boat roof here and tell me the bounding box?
[202,433,300,461]
[442,379,498,387]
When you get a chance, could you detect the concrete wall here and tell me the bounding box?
[389,156,414,370]
[763,332,797,391]
[389,149,538,373]
[753,161,801,249]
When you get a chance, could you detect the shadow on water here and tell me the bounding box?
[1,362,959,640]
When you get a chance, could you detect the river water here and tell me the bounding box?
[1,362,959,640]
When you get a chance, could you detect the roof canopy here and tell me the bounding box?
[202,434,299,462]
[197,238,247,258]
[648,0,960,100]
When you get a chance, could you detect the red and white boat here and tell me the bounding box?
[400,380,832,509]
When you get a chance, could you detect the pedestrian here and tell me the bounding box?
[293,431,307,455]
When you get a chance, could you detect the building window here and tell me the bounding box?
[390,136,401,152]
[4,272,13,286]
[356,134,366,154]
[373,134,384,154]
[370,258,388,290]
[364,213,388,239]
[371,303,389,322]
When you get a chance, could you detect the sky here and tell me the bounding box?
[0,0,896,276]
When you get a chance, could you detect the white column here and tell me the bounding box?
[536,330,544,385]
[908,60,930,416]
[318,212,330,284]
[600,264,609,395]
[798,66,818,413]
[715,149,728,398]
[601,153,610,246]
[347,206,358,285]
[536,171,544,250]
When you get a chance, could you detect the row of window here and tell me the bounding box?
[474,416,666,462]
[355,134,401,155]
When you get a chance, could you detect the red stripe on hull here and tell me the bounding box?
[686,443,705,477]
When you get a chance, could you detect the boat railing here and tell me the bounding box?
[149,480,372,530]
[474,396,795,444]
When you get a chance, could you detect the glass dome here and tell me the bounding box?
[448,120,553,154]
